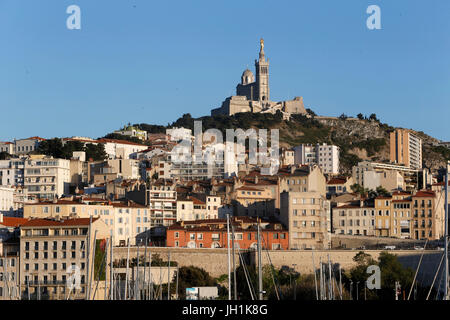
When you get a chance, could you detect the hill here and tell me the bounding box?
[128,112,449,174]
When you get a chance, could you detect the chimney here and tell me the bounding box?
[290,166,296,174]
[254,176,259,185]
[0,213,3,223]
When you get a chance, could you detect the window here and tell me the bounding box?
[233,233,243,240]
[197,233,203,240]
[190,233,195,240]
[174,232,179,239]
[273,233,278,239]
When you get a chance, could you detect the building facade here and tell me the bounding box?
[390,128,422,169]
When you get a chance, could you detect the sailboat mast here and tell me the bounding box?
[445,164,449,300]
[226,214,231,300]
[110,230,113,300]
[257,219,263,300]
[125,238,130,300]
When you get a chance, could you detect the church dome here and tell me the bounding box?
[241,69,254,85]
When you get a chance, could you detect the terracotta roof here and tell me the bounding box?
[110,201,146,208]
[413,190,436,198]
[237,186,263,192]
[190,197,205,205]
[97,138,147,147]
[21,217,99,227]
[0,217,28,227]
[23,136,46,141]
[392,191,410,195]
[327,178,348,185]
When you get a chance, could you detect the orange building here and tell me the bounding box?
[166,217,288,250]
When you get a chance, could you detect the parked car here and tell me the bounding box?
[384,245,396,250]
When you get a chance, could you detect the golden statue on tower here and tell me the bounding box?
[260,38,264,51]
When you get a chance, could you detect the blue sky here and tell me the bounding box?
[1,0,449,141]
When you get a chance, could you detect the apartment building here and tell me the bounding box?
[0,254,20,300]
[281,148,295,166]
[159,159,225,181]
[19,217,109,300]
[13,137,45,155]
[352,161,419,191]
[176,194,222,221]
[332,202,376,236]
[149,180,177,227]
[97,138,148,160]
[110,202,150,246]
[390,128,422,169]
[374,196,392,237]
[326,177,354,196]
[0,187,14,215]
[23,198,149,246]
[166,217,288,250]
[0,215,27,300]
[390,192,413,238]
[411,191,444,240]
[278,165,327,204]
[280,191,330,249]
[368,190,443,240]
[293,143,340,175]
[0,142,14,155]
[233,186,275,218]
[22,156,70,200]
[0,158,25,186]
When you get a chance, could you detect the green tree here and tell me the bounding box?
[85,143,107,161]
[176,266,221,299]
[0,152,11,160]
[357,113,364,120]
[36,138,65,158]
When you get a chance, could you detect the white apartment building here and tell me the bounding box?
[293,143,340,174]
[0,187,14,215]
[148,181,177,227]
[109,203,150,246]
[0,142,14,155]
[0,159,25,186]
[352,161,418,191]
[166,127,192,142]
[176,195,221,221]
[24,157,70,200]
[97,138,148,160]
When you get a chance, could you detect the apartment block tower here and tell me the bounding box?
[390,129,422,169]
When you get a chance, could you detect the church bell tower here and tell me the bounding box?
[255,38,270,103]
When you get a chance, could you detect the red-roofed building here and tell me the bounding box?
[166,217,288,249]
[14,137,45,155]
[326,176,354,196]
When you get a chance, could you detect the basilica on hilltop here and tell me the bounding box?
[211,39,307,119]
